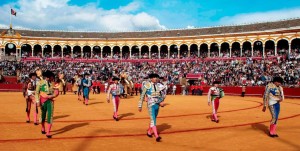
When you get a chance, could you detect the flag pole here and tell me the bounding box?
[9,6,12,29]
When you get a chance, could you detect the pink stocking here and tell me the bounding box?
[41,122,45,132]
[115,97,120,114]
[214,98,220,113]
[46,123,52,136]
[147,125,152,134]
[151,126,159,138]
[26,100,31,121]
[213,114,219,121]
[34,106,38,123]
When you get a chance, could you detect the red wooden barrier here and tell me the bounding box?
[2,76,18,84]
[0,83,299,98]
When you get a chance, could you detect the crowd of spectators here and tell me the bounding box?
[13,48,300,60]
[1,55,299,87]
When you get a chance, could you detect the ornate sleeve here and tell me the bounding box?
[263,85,270,107]
[280,86,284,101]
[219,88,225,98]
[35,81,41,103]
[207,88,212,103]
[139,83,150,108]
[107,85,112,98]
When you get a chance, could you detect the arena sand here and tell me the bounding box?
[0,92,299,151]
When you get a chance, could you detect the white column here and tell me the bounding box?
[208,48,210,58]
[288,42,291,54]
[274,44,277,56]
[0,47,3,59]
[158,49,161,59]
[139,48,141,59]
[262,43,265,58]
[240,45,242,57]
[188,48,190,58]
[168,48,170,59]
[71,49,73,58]
[16,48,18,58]
[178,48,180,58]
[198,45,200,57]
[120,50,123,60]
[251,43,254,57]
[229,46,232,58]
[218,45,221,57]
[61,48,64,58]
[129,50,132,59]
[90,48,93,59]
[52,48,54,58]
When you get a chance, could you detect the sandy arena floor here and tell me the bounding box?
[0,92,299,151]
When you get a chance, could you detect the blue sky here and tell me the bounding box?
[0,0,300,31]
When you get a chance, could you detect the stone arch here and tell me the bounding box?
[102,46,111,58]
[131,45,139,59]
[21,44,32,57]
[122,46,130,59]
[112,46,121,59]
[150,45,159,59]
[141,45,149,59]
[200,43,208,58]
[210,43,219,57]
[4,43,17,56]
[277,39,289,55]
[160,45,168,59]
[190,44,198,58]
[92,46,101,59]
[63,45,71,58]
[242,41,252,57]
[231,42,241,57]
[83,46,91,58]
[179,44,188,58]
[253,41,263,57]
[265,40,275,56]
[170,44,178,59]
[73,45,81,58]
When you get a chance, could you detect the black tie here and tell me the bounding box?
[153,83,157,91]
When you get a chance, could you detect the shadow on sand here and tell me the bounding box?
[52,122,89,136]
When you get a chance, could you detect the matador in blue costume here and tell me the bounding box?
[138,73,166,142]
[263,76,284,137]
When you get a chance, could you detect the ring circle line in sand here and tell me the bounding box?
[0,100,263,124]
[0,113,299,143]
[1,101,299,142]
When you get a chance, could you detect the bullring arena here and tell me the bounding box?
[1,18,300,151]
[0,93,300,151]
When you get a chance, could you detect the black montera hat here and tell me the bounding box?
[273,76,283,84]
[149,73,159,79]
[29,73,37,78]
[42,70,55,78]
[213,81,220,85]
[112,77,120,81]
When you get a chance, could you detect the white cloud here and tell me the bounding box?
[119,1,140,13]
[219,7,300,25]
[186,25,195,29]
[0,0,166,31]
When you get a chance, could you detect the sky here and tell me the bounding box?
[0,0,300,32]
